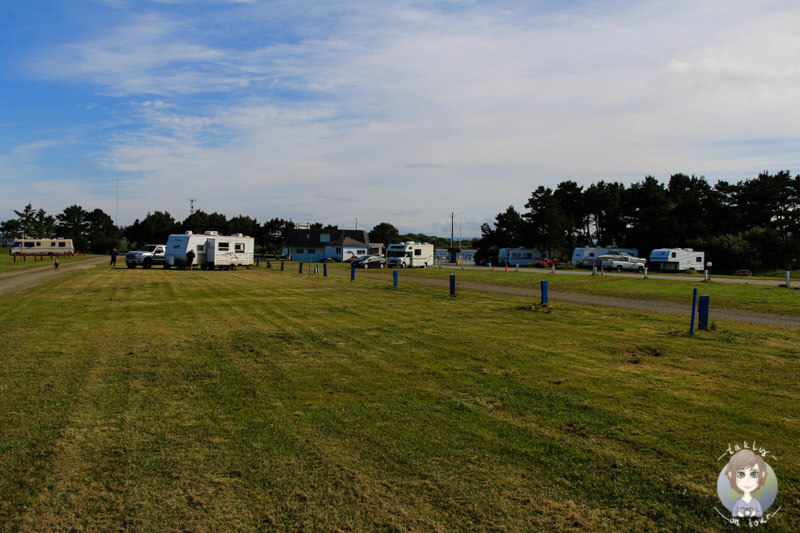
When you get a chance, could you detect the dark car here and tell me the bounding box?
[352,255,385,269]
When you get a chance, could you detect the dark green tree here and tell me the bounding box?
[369,222,400,245]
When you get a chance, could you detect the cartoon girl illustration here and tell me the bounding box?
[725,449,767,518]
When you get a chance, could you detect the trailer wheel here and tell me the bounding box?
[616,265,623,272]
[126,263,136,269]
[637,266,644,273]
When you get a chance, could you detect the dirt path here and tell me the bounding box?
[350,270,800,330]
[0,256,108,295]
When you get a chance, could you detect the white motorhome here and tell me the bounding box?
[649,248,705,272]
[11,238,74,255]
[165,231,254,270]
[386,242,434,268]
[571,246,638,267]
[497,248,545,266]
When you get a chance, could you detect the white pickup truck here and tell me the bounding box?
[125,244,166,269]
[600,254,647,273]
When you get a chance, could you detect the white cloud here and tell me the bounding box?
[12,1,800,234]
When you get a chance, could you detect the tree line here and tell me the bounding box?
[0,206,467,257]
[476,171,800,273]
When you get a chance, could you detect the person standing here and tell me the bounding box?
[186,248,196,270]
[54,257,60,271]
[109,248,119,268]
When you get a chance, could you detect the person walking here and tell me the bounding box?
[54,257,60,271]
[109,248,119,268]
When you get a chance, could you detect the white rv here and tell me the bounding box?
[386,242,434,268]
[571,246,638,267]
[649,248,705,272]
[165,231,254,270]
[11,238,74,255]
[497,248,545,266]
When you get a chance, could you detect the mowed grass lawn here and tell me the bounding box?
[1,266,798,531]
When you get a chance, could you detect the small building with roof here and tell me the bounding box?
[286,229,373,262]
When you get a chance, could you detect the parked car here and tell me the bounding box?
[600,254,647,272]
[352,255,385,269]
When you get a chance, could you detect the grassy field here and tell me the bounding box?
[1,265,798,531]
[327,263,800,316]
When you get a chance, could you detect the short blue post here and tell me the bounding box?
[323,263,328,277]
[256,258,260,266]
[267,260,271,269]
[450,274,456,296]
[280,261,284,271]
[540,280,549,305]
[689,288,698,335]
[393,270,398,287]
[698,295,710,331]
[299,262,303,274]
[351,268,355,282]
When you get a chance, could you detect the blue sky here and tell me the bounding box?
[2,0,799,237]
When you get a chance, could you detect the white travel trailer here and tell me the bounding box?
[649,248,705,272]
[386,242,434,268]
[165,231,254,270]
[571,246,638,267]
[497,248,546,266]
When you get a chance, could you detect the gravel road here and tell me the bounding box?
[352,270,800,330]
[0,256,107,295]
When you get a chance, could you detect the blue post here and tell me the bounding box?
[256,258,260,266]
[299,262,303,274]
[540,280,549,305]
[267,260,271,269]
[450,274,456,296]
[280,261,284,271]
[351,268,355,282]
[698,295,710,331]
[690,288,698,336]
[323,263,328,277]
[393,269,398,287]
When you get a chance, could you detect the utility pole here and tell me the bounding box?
[450,212,454,249]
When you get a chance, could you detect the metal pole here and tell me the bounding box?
[689,288,697,336]
[393,270,398,287]
[541,280,549,305]
[450,274,456,296]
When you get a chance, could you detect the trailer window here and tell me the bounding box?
[696,257,702,262]
[197,245,204,252]
[671,252,677,258]
[296,248,304,254]
[24,242,35,248]
[307,248,315,254]
[218,242,229,251]
[58,242,66,247]
[235,243,245,252]
[414,249,422,256]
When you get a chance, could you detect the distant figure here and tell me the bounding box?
[186,249,196,270]
[109,248,119,268]
[54,257,60,271]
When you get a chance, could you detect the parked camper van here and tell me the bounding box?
[386,242,434,268]
[11,238,74,255]
[165,231,254,270]
[497,248,545,266]
[648,248,705,272]
[571,246,638,267]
